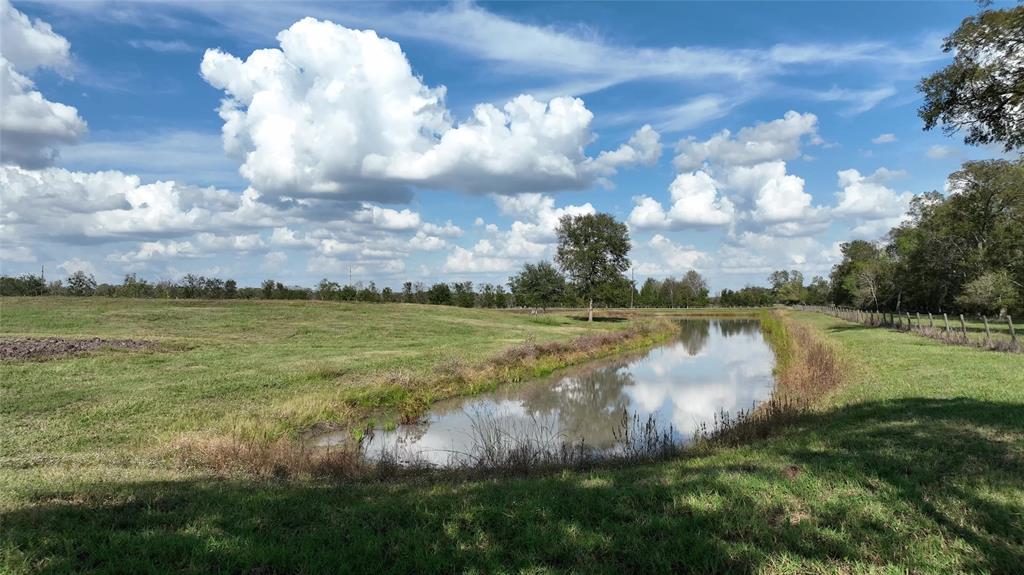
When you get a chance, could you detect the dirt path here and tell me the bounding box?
[0,337,150,360]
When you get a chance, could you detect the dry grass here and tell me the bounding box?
[698,310,848,447]
[172,434,366,480]
[772,315,846,403]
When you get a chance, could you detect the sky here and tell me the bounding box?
[0,0,1011,291]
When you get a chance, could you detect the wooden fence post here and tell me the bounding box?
[959,314,968,342]
[943,313,950,334]
[916,312,922,331]
[928,313,934,328]
[983,315,992,346]
[907,313,913,332]
[1009,316,1019,351]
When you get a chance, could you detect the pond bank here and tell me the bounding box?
[172,317,680,478]
[312,317,775,469]
[175,310,843,480]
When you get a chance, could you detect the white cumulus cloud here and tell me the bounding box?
[0,0,86,168]
[200,17,656,198]
[673,111,818,171]
[833,168,913,219]
[629,171,735,229]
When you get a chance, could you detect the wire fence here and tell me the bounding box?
[795,305,1021,353]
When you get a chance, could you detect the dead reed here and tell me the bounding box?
[172,434,367,480]
[695,311,847,447]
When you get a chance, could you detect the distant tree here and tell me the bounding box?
[719,286,775,307]
[508,261,566,311]
[402,281,414,303]
[357,281,380,302]
[494,284,510,308]
[477,283,496,308]
[659,277,679,308]
[317,279,341,301]
[427,282,452,305]
[120,273,153,298]
[224,279,238,299]
[594,274,633,308]
[768,270,805,305]
[203,277,225,299]
[179,274,202,299]
[918,4,1024,151]
[261,279,275,299]
[555,213,631,322]
[381,286,394,302]
[452,281,475,308]
[3,274,47,296]
[848,256,896,312]
[65,271,97,296]
[154,280,177,299]
[830,241,882,306]
[680,270,710,307]
[340,284,357,301]
[956,270,1020,317]
[638,277,661,307]
[412,281,428,304]
[805,276,831,305]
[886,160,1023,312]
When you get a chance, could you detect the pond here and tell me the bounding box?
[314,318,776,467]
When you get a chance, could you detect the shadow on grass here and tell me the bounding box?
[4,398,1023,573]
[823,324,877,333]
[569,315,628,323]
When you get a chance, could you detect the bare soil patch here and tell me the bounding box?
[0,337,150,361]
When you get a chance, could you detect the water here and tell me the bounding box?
[314,318,776,466]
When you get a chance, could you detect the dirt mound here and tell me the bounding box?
[0,337,150,360]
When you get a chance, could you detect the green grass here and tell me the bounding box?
[0,298,647,466]
[2,303,1023,573]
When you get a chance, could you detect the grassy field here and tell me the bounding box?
[2,300,1023,573]
[0,297,668,468]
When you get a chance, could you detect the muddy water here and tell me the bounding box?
[314,318,775,466]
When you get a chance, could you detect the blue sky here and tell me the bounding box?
[0,0,1009,291]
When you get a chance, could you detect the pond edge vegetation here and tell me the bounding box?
[172,316,677,478]
[172,310,847,481]
[700,310,847,447]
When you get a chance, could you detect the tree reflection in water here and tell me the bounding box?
[677,318,711,356]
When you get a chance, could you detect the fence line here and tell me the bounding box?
[795,305,1021,353]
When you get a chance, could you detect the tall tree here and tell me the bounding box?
[65,271,97,296]
[638,277,661,307]
[768,269,805,304]
[830,241,882,306]
[805,276,831,305]
[850,256,895,312]
[452,281,475,308]
[555,213,631,322]
[956,270,1020,317]
[508,261,566,311]
[918,4,1024,151]
[427,282,452,305]
[680,270,710,307]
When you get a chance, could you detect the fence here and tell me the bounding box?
[795,305,1021,353]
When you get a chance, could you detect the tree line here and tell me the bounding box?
[4,155,1019,316]
[827,159,1022,317]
